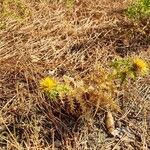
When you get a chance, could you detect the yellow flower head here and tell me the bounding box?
[133,58,149,75]
[40,77,57,91]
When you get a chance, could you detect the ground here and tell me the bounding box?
[0,0,150,149]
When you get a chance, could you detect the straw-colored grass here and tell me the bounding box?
[0,0,149,149]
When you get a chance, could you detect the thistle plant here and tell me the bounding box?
[40,77,69,100]
[40,71,119,115]
[111,57,149,85]
[39,57,148,116]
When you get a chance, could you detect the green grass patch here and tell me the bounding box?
[126,0,150,20]
[0,0,30,29]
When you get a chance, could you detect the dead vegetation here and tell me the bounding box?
[0,0,150,149]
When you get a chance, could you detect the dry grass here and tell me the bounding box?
[0,0,150,149]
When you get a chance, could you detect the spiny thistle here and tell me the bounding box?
[111,57,149,85]
[40,57,148,116]
[39,68,120,115]
[40,77,69,100]
[63,75,88,113]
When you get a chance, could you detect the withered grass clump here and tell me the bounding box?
[0,0,150,149]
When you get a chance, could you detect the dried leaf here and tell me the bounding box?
[105,111,115,135]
